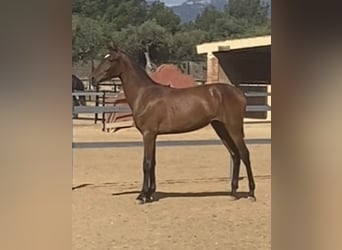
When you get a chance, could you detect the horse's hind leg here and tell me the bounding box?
[211,121,241,198]
[227,124,256,201]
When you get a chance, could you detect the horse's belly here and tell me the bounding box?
[158,104,214,134]
[159,120,210,134]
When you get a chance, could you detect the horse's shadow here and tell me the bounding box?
[72,183,252,201]
[111,190,251,201]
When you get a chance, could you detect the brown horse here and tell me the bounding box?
[72,74,87,106]
[92,45,256,204]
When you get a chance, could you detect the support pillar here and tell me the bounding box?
[206,52,219,84]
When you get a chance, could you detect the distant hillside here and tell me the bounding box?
[170,0,270,23]
[171,0,228,23]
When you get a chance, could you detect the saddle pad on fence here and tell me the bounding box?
[148,64,196,89]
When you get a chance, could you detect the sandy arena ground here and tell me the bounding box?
[72,118,271,250]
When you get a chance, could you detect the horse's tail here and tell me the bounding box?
[237,85,246,139]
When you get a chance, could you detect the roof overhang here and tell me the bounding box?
[196,35,271,54]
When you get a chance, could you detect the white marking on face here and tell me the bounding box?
[104,54,110,59]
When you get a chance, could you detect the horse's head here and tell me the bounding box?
[91,44,123,86]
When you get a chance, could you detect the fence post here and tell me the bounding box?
[94,85,99,124]
[102,91,106,131]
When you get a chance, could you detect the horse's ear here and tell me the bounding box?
[109,40,119,51]
[107,42,114,51]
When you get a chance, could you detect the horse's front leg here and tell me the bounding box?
[136,132,156,204]
[147,144,156,199]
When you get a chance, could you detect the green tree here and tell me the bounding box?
[103,0,148,29]
[226,0,269,25]
[72,0,107,19]
[170,29,209,62]
[194,0,270,41]
[209,15,247,40]
[146,1,181,33]
[72,15,107,64]
[71,0,271,67]
[226,0,271,37]
[194,6,224,32]
[244,18,271,37]
[109,20,171,65]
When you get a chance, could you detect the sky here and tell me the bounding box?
[159,0,186,6]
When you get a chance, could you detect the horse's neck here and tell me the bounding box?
[119,55,155,109]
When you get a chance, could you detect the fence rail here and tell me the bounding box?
[73,105,131,114]
[246,105,271,112]
[244,92,271,97]
[72,92,104,97]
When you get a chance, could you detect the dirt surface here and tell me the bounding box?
[72,119,271,250]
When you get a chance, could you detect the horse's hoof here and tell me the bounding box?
[136,194,147,204]
[136,194,156,204]
[247,196,256,202]
[145,196,154,203]
[135,198,145,205]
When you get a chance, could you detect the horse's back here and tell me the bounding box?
[180,83,246,107]
[145,83,246,111]
[72,75,85,91]
[189,83,247,122]
[215,82,246,106]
